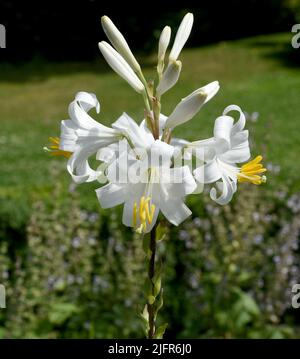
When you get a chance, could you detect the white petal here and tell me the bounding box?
[112,112,153,148]
[210,174,237,205]
[193,179,204,194]
[162,166,197,197]
[160,199,192,226]
[223,104,246,135]
[68,97,117,141]
[189,137,215,148]
[231,130,249,147]
[60,119,77,152]
[156,60,182,96]
[67,136,119,184]
[171,137,189,148]
[106,150,130,184]
[98,41,144,93]
[220,139,250,163]
[171,137,190,160]
[67,147,99,184]
[95,183,125,209]
[196,159,222,184]
[150,140,174,167]
[74,91,100,113]
[122,199,134,227]
[169,13,194,61]
[96,146,117,163]
[101,16,140,72]
[213,115,234,153]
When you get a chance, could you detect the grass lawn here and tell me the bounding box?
[0,32,300,223]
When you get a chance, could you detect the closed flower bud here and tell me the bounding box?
[101,16,141,72]
[158,26,171,63]
[156,60,182,96]
[165,81,220,128]
[98,41,144,94]
[169,13,194,62]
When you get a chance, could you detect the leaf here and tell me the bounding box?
[142,235,151,259]
[153,275,161,298]
[156,223,167,242]
[154,323,168,339]
[154,289,164,318]
[138,305,150,338]
[148,295,155,305]
[239,292,260,317]
[48,302,78,325]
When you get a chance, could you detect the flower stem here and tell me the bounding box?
[140,223,167,339]
[147,224,157,339]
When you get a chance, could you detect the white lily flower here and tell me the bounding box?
[101,16,141,72]
[169,13,194,62]
[59,92,122,184]
[96,114,197,233]
[98,41,144,93]
[192,105,266,205]
[165,81,220,129]
[156,60,182,96]
[158,26,171,65]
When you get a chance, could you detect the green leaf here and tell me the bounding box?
[156,223,167,242]
[138,305,150,338]
[154,289,164,318]
[154,323,168,339]
[148,295,155,305]
[48,302,78,325]
[153,275,161,298]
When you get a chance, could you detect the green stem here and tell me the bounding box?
[147,224,157,339]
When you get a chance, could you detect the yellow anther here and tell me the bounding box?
[132,196,156,233]
[44,137,72,158]
[146,203,156,224]
[238,155,267,185]
[139,196,145,219]
[133,201,138,227]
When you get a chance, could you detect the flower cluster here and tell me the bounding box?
[46,13,266,233]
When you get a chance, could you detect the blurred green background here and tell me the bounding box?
[1,0,300,338]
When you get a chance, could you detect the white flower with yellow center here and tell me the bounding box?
[45,12,269,339]
[191,105,267,205]
[46,13,267,229]
[96,115,197,233]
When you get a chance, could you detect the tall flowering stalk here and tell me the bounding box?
[45,13,267,339]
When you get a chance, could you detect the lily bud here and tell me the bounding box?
[98,41,144,94]
[101,15,141,72]
[169,13,194,61]
[165,81,220,129]
[158,26,171,63]
[156,60,182,96]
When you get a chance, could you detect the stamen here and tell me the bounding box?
[132,196,156,233]
[44,137,72,158]
[237,155,267,185]
[133,201,138,227]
